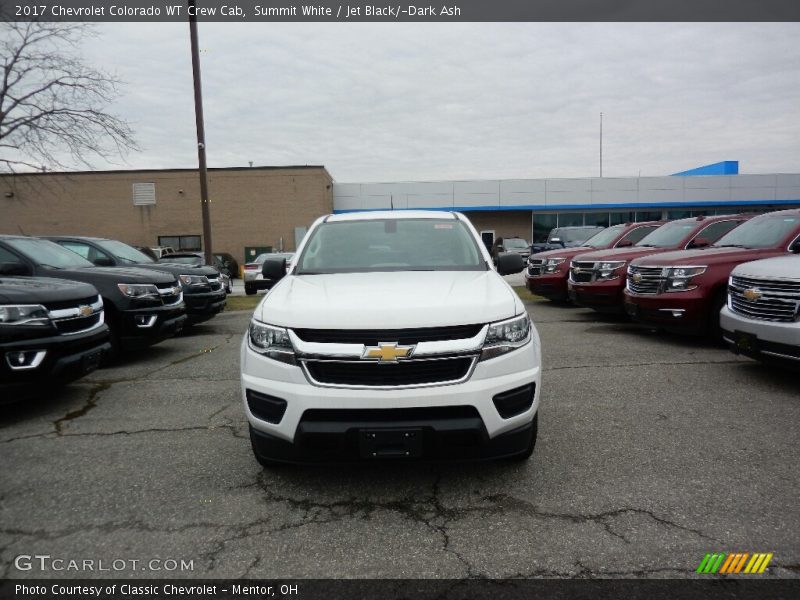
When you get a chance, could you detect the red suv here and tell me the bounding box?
[623,208,800,336]
[525,221,662,301]
[567,214,751,313]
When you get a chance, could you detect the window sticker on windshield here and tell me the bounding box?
[435,224,453,229]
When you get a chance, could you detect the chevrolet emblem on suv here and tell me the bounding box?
[362,342,415,362]
[742,288,762,302]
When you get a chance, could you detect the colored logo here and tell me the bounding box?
[361,342,414,363]
[742,288,762,302]
[632,273,643,283]
[78,305,93,317]
[696,552,773,574]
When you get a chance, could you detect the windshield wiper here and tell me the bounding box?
[713,244,744,248]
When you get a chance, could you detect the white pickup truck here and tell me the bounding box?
[240,210,542,465]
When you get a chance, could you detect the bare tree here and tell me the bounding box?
[0,21,138,173]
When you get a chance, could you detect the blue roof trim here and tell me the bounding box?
[333,198,800,214]
[671,161,739,176]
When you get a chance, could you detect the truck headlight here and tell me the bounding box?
[0,304,51,326]
[117,283,159,298]
[664,266,706,292]
[248,320,296,364]
[179,274,209,287]
[480,314,531,361]
[543,258,566,273]
[596,261,626,280]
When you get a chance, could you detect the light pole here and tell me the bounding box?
[188,0,213,265]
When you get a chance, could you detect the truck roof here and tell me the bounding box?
[326,210,458,222]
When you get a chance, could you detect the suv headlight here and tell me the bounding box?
[117,283,159,298]
[0,304,51,326]
[248,320,296,364]
[664,266,706,292]
[480,314,531,361]
[596,261,626,280]
[543,258,566,273]
[179,274,209,287]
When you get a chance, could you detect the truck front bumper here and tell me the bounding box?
[567,279,625,313]
[720,305,800,365]
[526,271,568,300]
[119,304,188,349]
[241,337,541,462]
[184,290,227,324]
[623,289,709,334]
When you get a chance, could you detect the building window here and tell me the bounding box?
[531,213,557,243]
[558,213,584,227]
[610,212,635,225]
[132,182,156,206]
[158,235,201,251]
[636,211,663,222]
[586,212,610,227]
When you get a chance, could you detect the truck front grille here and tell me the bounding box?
[569,261,596,283]
[527,259,545,277]
[206,276,223,291]
[47,295,105,335]
[729,275,800,322]
[626,266,665,295]
[303,356,476,388]
[293,325,483,345]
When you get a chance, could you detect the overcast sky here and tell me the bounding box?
[76,22,800,182]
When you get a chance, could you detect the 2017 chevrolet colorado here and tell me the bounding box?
[241,211,540,464]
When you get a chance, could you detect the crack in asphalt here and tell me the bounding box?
[52,382,112,435]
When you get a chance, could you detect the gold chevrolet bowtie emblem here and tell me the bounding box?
[78,305,93,317]
[572,267,581,274]
[742,288,762,302]
[632,273,643,283]
[362,342,414,362]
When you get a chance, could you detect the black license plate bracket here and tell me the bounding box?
[359,428,423,459]
[735,331,758,353]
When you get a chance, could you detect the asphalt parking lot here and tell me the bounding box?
[0,297,798,579]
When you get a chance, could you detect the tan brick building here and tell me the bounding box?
[0,166,334,265]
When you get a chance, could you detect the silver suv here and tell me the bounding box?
[720,255,800,367]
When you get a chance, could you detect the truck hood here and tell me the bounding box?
[572,246,673,263]
[44,267,177,285]
[629,247,790,268]
[732,255,800,280]
[0,276,98,303]
[256,270,522,329]
[529,245,600,261]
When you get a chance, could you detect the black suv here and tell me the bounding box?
[0,236,186,356]
[1,276,111,403]
[46,237,226,325]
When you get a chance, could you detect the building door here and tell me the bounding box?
[480,230,495,252]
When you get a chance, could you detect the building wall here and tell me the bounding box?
[463,211,532,243]
[0,167,333,265]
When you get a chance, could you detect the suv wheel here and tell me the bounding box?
[245,284,256,296]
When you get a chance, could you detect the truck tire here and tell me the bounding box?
[708,289,727,345]
[245,284,256,296]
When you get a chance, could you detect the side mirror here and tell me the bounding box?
[616,239,634,248]
[262,258,287,281]
[496,252,524,276]
[93,257,114,267]
[690,237,710,249]
[0,262,31,276]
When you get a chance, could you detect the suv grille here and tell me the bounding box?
[569,261,596,283]
[293,325,483,345]
[303,356,475,387]
[157,284,182,305]
[527,258,545,277]
[626,266,665,295]
[729,275,800,322]
[206,276,223,292]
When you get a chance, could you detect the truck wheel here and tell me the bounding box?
[506,414,538,462]
[245,284,256,296]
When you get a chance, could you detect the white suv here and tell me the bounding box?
[721,255,800,367]
[240,211,542,465]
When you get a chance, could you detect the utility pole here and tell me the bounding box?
[188,0,213,265]
[599,112,603,178]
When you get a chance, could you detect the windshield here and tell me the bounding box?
[583,226,622,248]
[552,228,604,243]
[503,238,529,249]
[98,240,155,264]
[296,218,486,274]
[636,220,697,248]
[713,214,800,249]
[7,238,94,269]
[161,255,203,266]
